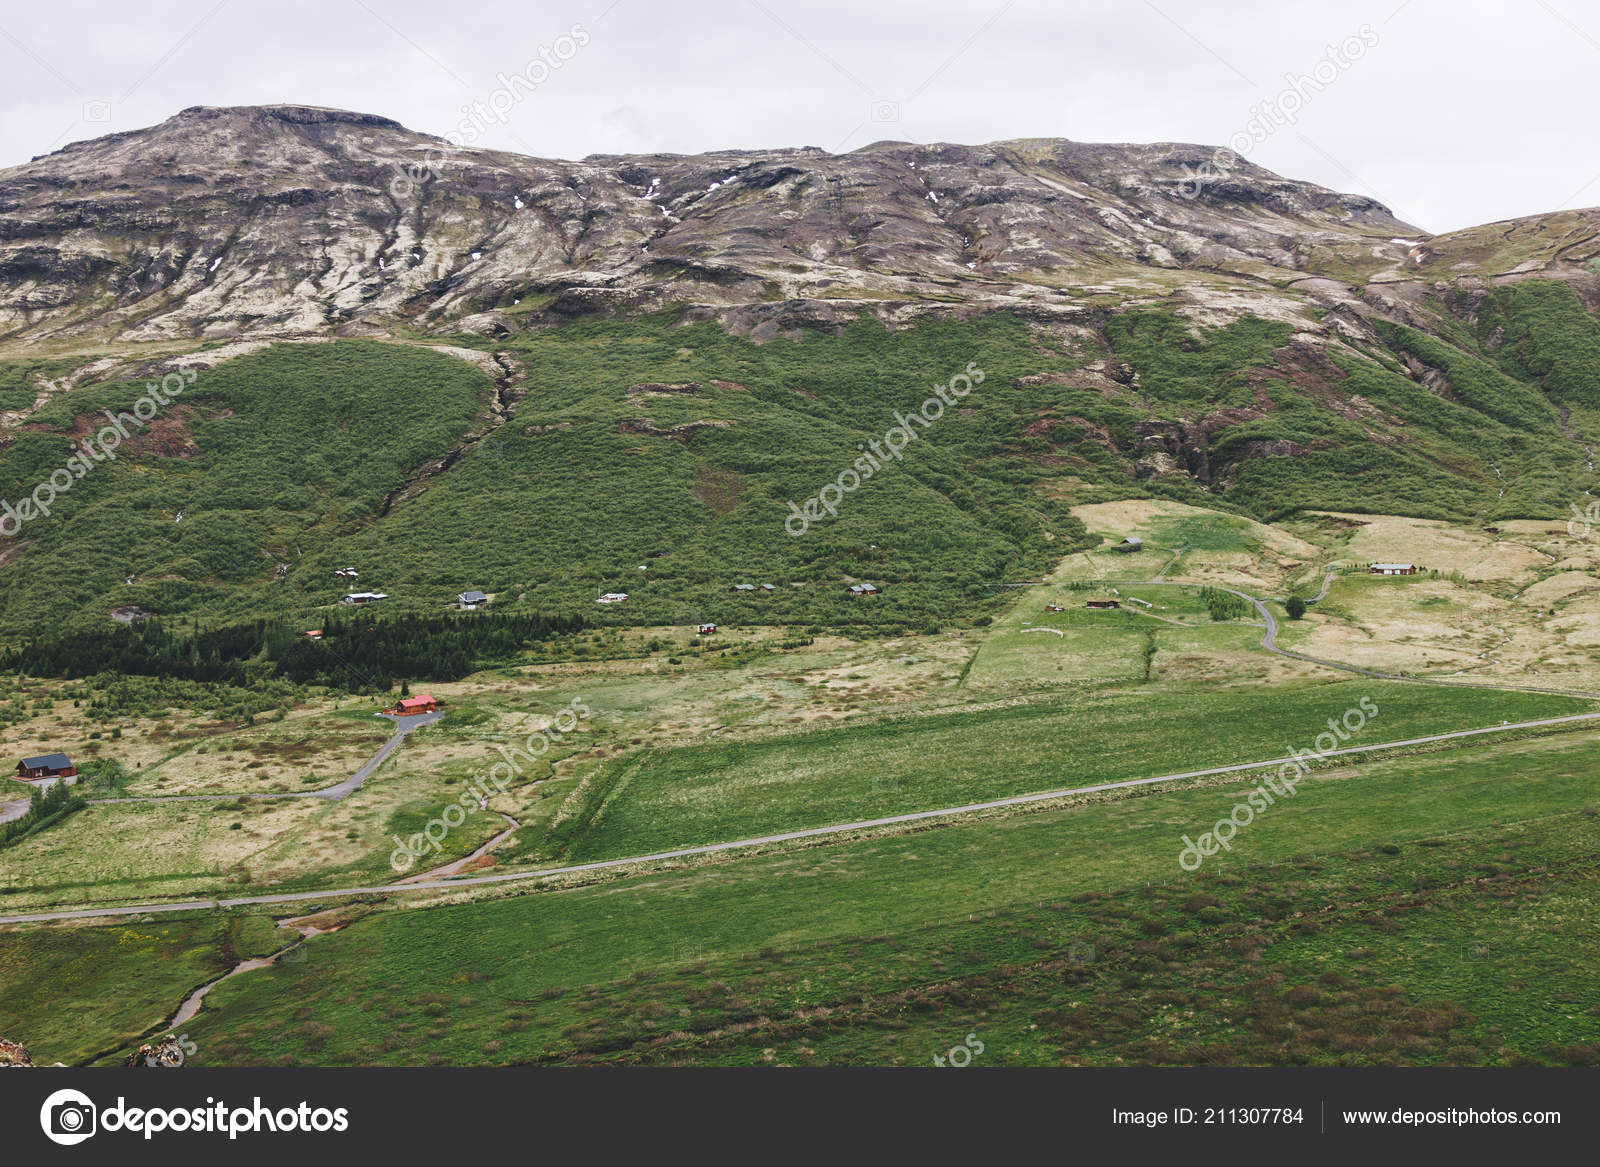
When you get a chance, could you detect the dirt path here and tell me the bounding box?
[394,813,522,884]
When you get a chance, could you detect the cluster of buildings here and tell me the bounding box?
[333,575,492,609]
[600,581,883,607]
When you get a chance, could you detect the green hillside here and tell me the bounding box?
[0,301,1595,641]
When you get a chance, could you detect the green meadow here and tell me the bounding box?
[542,680,1590,863]
[131,727,1600,1067]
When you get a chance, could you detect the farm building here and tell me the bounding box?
[388,695,439,716]
[697,623,717,635]
[760,584,777,593]
[848,583,881,596]
[730,583,758,593]
[341,591,388,605]
[598,592,629,604]
[457,590,488,610]
[1369,563,1417,576]
[15,753,76,782]
[1085,599,1121,610]
[1045,604,1066,612]
[1115,537,1142,553]
[333,567,359,580]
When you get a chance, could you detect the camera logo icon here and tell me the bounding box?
[40,1088,97,1145]
[82,100,113,123]
[869,100,900,123]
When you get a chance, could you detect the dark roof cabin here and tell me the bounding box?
[16,753,76,780]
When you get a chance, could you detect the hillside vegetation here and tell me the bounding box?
[0,298,1595,644]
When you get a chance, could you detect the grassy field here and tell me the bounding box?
[115,726,1600,1067]
[0,915,249,1064]
[543,679,1588,863]
[3,482,1598,1067]
[128,712,392,796]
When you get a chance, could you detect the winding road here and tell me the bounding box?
[86,710,443,807]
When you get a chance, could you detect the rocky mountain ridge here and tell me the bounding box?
[9,103,1594,352]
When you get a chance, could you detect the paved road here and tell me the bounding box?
[88,710,444,807]
[6,709,1597,926]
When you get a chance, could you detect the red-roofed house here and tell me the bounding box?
[389,694,439,716]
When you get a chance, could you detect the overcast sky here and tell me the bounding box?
[0,0,1593,233]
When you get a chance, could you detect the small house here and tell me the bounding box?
[759,584,777,593]
[1046,604,1066,612]
[302,629,323,640]
[1085,599,1121,610]
[697,623,717,635]
[848,583,881,596]
[457,590,489,610]
[598,592,629,604]
[333,567,359,580]
[16,753,76,781]
[1116,537,1143,553]
[1369,563,1417,576]
[341,591,388,605]
[389,695,438,716]
[730,583,757,593]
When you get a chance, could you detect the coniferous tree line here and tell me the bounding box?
[3,609,587,690]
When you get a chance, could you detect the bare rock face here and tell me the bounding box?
[0,1037,33,1066]
[0,105,1440,344]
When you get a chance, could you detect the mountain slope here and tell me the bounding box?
[0,106,1597,634]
